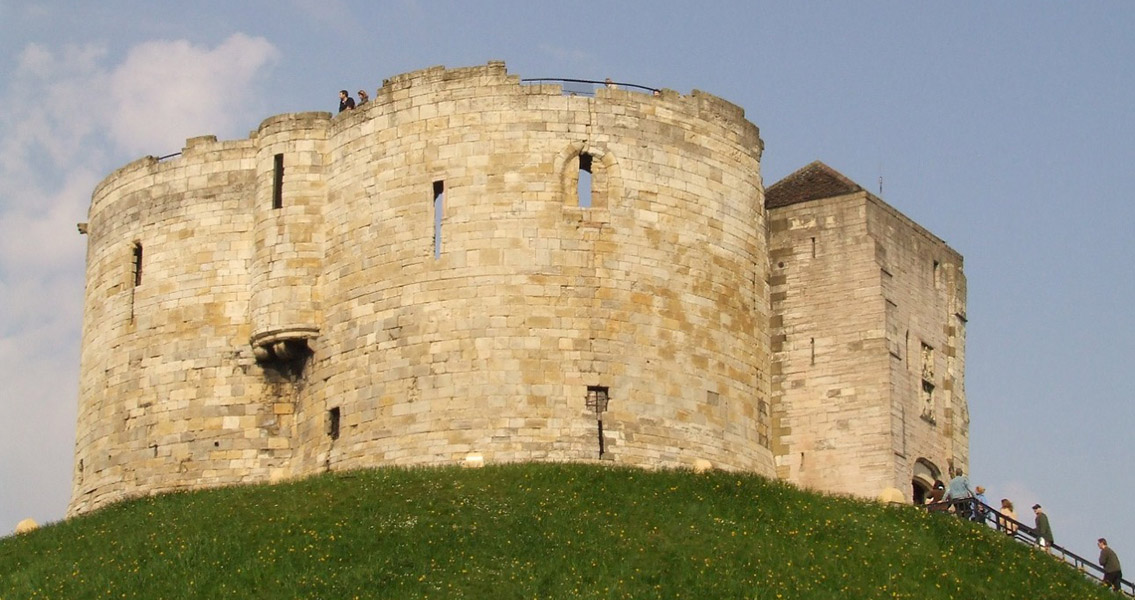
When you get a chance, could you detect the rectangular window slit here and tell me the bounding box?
[132,242,143,287]
[433,180,444,259]
[130,241,142,322]
[327,407,341,441]
[272,153,284,209]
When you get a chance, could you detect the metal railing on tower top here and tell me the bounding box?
[520,78,659,97]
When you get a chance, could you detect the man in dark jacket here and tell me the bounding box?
[1032,504,1054,548]
[338,90,355,113]
[1098,538,1123,591]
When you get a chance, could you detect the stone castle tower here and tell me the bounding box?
[70,62,966,516]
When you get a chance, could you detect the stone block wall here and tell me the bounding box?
[869,197,968,491]
[71,63,966,515]
[767,165,966,500]
[70,62,776,515]
[250,112,330,352]
[768,192,893,495]
[73,135,293,514]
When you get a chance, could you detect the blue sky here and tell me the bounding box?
[2,0,1133,563]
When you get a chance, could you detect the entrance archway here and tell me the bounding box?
[912,458,941,504]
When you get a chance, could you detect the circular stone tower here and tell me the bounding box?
[70,62,773,515]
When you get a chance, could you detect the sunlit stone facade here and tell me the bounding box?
[70,62,966,515]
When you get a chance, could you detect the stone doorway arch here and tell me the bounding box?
[912,458,942,504]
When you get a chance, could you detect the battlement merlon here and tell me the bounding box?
[92,62,762,203]
[350,62,761,159]
[87,135,256,222]
[85,61,766,259]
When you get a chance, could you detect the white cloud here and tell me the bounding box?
[1,43,110,180]
[0,32,279,531]
[108,33,280,156]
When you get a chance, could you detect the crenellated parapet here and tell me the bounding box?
[70,62,965,515]
[70,62,775,516]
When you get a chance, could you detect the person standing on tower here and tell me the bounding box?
[338,90,355,112]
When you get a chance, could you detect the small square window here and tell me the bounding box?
[586,386,609,413]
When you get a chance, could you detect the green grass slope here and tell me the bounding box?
[0,464,1113,599]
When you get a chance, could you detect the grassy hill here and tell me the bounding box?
[0,464,1114,599]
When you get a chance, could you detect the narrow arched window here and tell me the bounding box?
[559,145,613,211]
[577,153,593,208]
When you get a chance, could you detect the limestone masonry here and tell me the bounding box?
[70,62,966,516]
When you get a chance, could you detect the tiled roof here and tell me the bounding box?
[765,161,863,209]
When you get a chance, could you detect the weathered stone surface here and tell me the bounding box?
[766,162,967,502]
[69,63,965,516]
